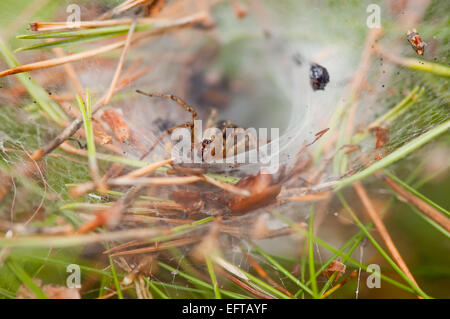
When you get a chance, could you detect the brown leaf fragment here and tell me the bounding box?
[100,109,130,142]
[229,172,281,214]
[323,259,346,281]
[172,190,204,213]
[369,126,389,149]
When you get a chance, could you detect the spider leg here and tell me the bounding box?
[136,90,198,121]
[140,122,194,159]
[136,90,200,159]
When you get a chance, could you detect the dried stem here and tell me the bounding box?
[104,18,137,104]
[383,175,450,232]
[353,181,422,296]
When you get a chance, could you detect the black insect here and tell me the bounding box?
[309,63,330,91]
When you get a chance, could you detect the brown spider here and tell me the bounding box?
[136,90,257,162]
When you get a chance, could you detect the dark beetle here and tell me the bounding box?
[309,63,330,91]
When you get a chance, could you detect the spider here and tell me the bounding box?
[136,90,258,162]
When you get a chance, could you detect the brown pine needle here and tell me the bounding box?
[109,236,201,257]
[202,174,250,197]
[110,175,202,186]
[135,200,185,211]
[353,181,422,294]
[0,40,125,78]
[104,18,137,104]
[30,15,198,32]
[217,268,274,299]
[384,176,450,232]
[0,227,164,248]
[1,12,207,78]
[52,47,84,97]
[103,240,144,254]
[77,185,145,233]
[281,192,330,202]
[99,0,154,20]
[121,158,174,178]
[244,252,293,297]
[122,215,196,224]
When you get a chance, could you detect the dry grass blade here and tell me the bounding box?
[110,176,202,186]
[217,268,274,299]
[0,40,125,78]
[202,174,250,197]
[121,158,174,178]
[52,47,84,97]
[99,0,154,20]
[104,18,137,104]
[383,176,450,232]
[244,252,293,297]
[353,181,422,296]
[281,192,330,202]
[0,227,164,248]
[109,236,202,257]
[77,185,145,233]
[1,12,207,78]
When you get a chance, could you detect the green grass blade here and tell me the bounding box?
[0,287,16,299]
[108,254,123,299]
[251,242,314,297]
[337,193,431,299]
[272,211,418,294]
[308,207,319,297]
[142,277,169,299]
[7,261,48,299]
[352,87,424,144]
[158,262,247,299]
[17,24,146,39]
[384,171,449,218]
[15,33,119,52]
[0,38,68,125]
[205,256,221,299]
